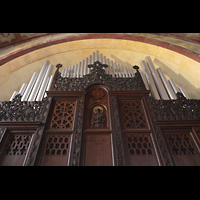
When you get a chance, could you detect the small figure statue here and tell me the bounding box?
[91,106,107,128]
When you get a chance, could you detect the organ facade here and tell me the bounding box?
[0,51,200,166]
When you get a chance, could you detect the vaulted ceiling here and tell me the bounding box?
[0,33,200,101]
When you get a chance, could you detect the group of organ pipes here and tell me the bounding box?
[2,50,200,166]
[10,50,190,102]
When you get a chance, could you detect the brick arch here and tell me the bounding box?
[0,33,200,66]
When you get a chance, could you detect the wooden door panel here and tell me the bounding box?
[0,133,33,166]
[40,133,71,166]
[165,132,200,166]
[126,133,158,166]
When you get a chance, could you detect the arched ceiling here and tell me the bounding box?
[0,33,200,101]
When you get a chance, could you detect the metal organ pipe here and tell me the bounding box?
[106,58,110,75]
[19,83,27,96]
[61,68,65,77]
[168,78,179,94]
[117,64,121,77]
[36,64,54,101]
[44,75,54,98]
[120,65,123,77]
[139,70,149,90]
[10,51,189,103]
[124,66,128,77]
[21,72,39,101]
[95,50,99,61]
[127,68,131,77]
[84,58,88,76]
[99,53,103,63]
[157,68,177,99]
[110,60,114,77]
[145,56,169,100]
[10,91,19,101]
[140,60,160,99]
[178,86,190,99]
[28,60,50,101]
[130,68,134,77]
[92,52,95,63]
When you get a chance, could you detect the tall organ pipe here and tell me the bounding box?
[21,72,38,101]
[117,64,121,77]
[36,64,54,101]
[19,83,27,96]
[95,50,99,61]
[168,78,179,94]
[120,65,125,77]
[84,58,88,76]
[28,60,50,101]
[81,60,85,78]
[124,66,128,77]
[145,56,169,100]
[92,52,95,63]
[110,60,115,77]
[10,91,19,101]
[140,70,149,90]
[140,60,160,99]
[178,86,190,99]
[157,68,177,99]
[44,75,54,98]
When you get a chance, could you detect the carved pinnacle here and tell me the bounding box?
[133,65,139,72]
[56,63,62,71]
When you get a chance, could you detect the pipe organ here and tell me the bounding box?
[1,50,200,166]
[10,50,190,102]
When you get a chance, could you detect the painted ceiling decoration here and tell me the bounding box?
[1,33,200,65]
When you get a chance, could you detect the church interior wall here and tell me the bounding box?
[0,37,200,101]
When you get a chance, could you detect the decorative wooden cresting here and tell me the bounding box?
[0,59,200,166]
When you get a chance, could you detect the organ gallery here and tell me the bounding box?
[0,48,200,166]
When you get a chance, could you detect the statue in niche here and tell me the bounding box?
[91,106,107,128]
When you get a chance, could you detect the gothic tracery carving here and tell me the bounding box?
[120,100,147,129]
[146,92,200,121]
[50,101,75,129]
[54,62,146,92]
[0,94,46,121]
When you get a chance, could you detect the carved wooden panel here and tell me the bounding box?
[85,86,109,129]
[84,133,112,166]
[0,133,32,166]
[126,134,158,166]
[88,87,107,107]
[120,100,147,129]
[50,101,75,129]
[40,133,71,166]
[165,133,200,166]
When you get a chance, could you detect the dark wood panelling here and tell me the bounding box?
[84,133,112,166]
[40,133,71,166]
[0,131,33,166]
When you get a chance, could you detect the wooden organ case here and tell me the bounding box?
[0,61,200,166]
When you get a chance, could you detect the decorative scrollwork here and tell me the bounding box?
[120,100,147,129]
[50,101,75,129]
[0,94,46,122]
[54,61,146,92]
[146,92,200,121]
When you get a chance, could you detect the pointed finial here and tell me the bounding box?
[133,65,139,72]
[56,63,62,71]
